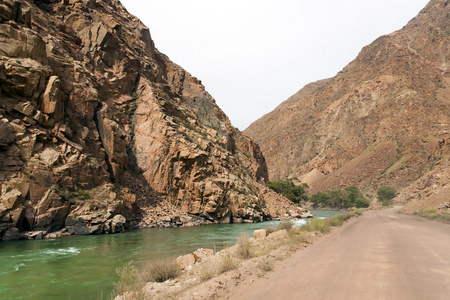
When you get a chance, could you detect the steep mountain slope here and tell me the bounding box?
[245,0,450,197]
[0,0,305,240]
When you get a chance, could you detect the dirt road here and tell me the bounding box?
[235,207,450,300]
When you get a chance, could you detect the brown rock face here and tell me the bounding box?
[398,137,450,213]
[245,0,450,196]
[0,0,276,239]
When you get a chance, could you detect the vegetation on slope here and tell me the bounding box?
[377,186,397,206]
[413,209,450,223]
[267,179,309,204]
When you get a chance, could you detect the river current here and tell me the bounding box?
[0,210,343,299]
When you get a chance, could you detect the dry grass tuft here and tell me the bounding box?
[140,259,180,283]
[258,259,273,272]
[236,233,253,259]
[193,253,238,283]
[265,226,276,235]
[277,220,294,231]
[217,254,238,274]
[112,262,146,299]
[301,218,331,233]
[415,209,450,223]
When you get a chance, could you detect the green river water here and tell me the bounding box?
[0,210,344,299]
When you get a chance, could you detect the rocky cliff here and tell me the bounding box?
[0,0,305,241]
[245,0,450,201]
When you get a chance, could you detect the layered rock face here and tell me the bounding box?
[0,0,278,240]
[245,0,450,197]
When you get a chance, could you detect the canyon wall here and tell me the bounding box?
[0,0,302,240]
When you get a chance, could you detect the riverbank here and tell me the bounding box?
[233,207,450,300]
[1,212,334,299]
[3,184,312,242]
[113,210,362,299]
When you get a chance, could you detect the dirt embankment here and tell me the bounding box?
[116,207,450,299]
[233,207,450,300]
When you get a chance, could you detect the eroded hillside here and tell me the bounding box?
[245,0,450,200]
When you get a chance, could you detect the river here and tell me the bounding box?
[0,210,344,299]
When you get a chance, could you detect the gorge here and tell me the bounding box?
[1,0,450,299]
[0,0,309,241]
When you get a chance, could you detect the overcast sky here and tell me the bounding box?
[121,0,429,130]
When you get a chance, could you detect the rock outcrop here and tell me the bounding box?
[398,136,450,213]
[245,0,450,197]
[0,0,294,240]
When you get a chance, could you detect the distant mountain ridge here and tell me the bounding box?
[245,0,450,201]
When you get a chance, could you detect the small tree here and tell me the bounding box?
[267,179,309,204]
[355,197,370,208]
[377,186,397,206]
[310,191,330,208]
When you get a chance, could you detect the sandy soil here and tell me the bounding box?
[232,207,450,300]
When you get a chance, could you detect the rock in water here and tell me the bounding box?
[110,214,126,233]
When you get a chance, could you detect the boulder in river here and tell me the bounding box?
[110,214,126,233]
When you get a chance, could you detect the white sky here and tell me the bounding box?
[120,0,429,130]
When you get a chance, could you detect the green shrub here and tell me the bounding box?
[77,190,92,200]
[301,211,360,233]
[355,197,370,208]
[310,186,369,208]
[328,217,344,227]
[52,185,91,202]
[353,208,363,216]
[377,186,397,206]
[267,179,309,203]
[301,218,331,233]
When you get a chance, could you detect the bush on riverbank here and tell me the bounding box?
[112,259,180,299]
[277,220,294,231]
[236,233,253,259]
[112,262,145,300]
[310,186,370,209]
[301,218,331,233]
[300,210,360,233]
[140,259,180,283]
